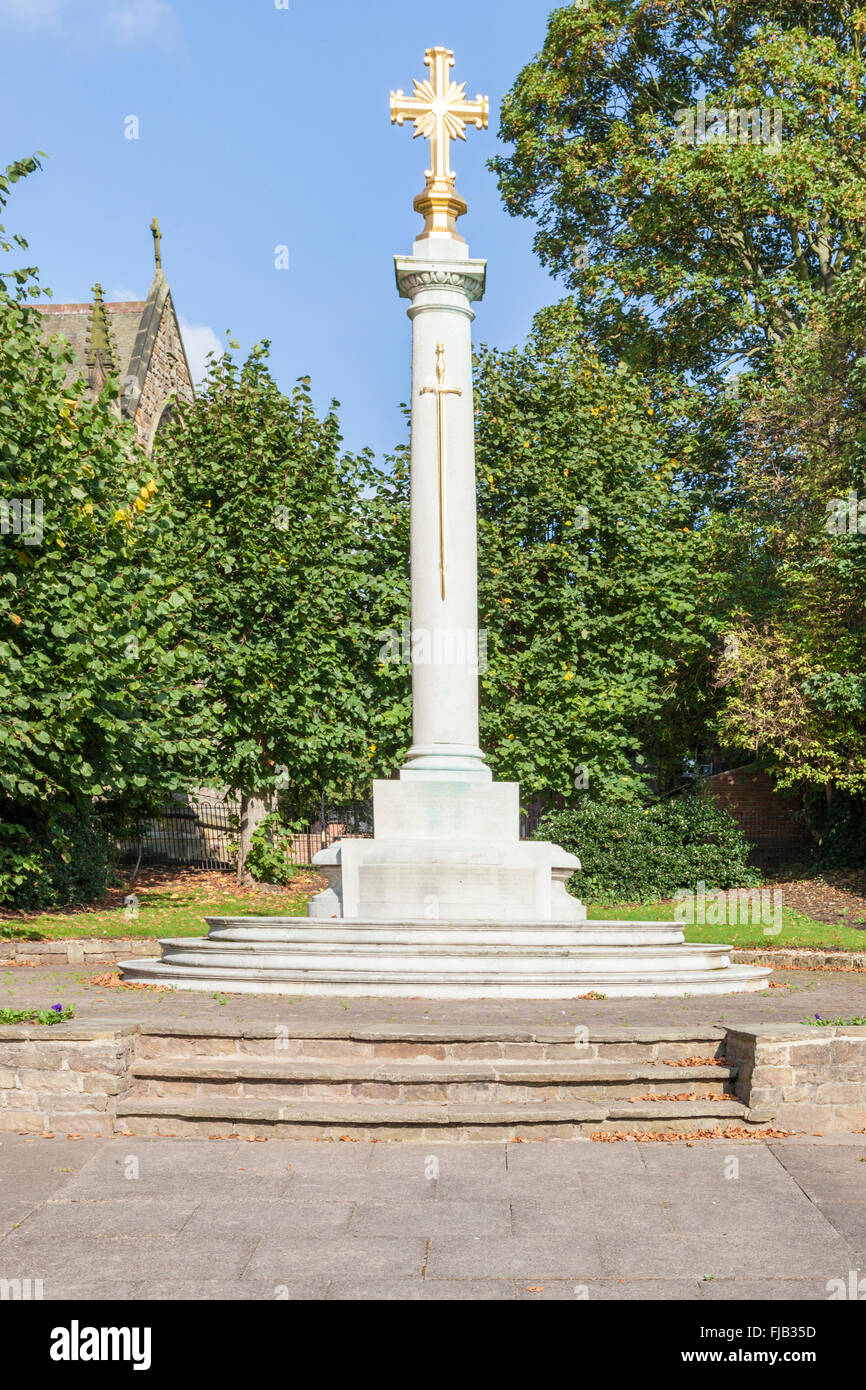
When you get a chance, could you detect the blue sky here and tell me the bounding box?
[0,0,562,460]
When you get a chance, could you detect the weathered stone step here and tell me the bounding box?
[134,1023,727,1063]
[114,1094,756,1140]
[127,1057,737,1103]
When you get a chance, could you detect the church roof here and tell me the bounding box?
[35,299,148,389]
[32,220,195,449]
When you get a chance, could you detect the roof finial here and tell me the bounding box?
[150,216,162,270]
[85,282,117,377]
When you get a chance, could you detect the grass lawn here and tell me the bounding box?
[590,901,866,951]
[0,868,312,942]
[0,892,863,952]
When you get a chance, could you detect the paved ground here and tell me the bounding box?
[1,1131,864,1300]
[2,963,865,1031]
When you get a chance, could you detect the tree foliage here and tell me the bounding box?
[474,318,710,801]
[0,156,207,904]
[153,346,410,864]
[493,1,866,376]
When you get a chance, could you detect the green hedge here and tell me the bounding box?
[535,796,761,903]
[0,805,116,910]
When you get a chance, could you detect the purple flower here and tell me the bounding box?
[50,1004,63,1013]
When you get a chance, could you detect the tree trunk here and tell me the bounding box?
[237,788,277,886]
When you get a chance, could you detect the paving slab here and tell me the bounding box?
[1,1132,864,1299]
[698,1277,850,1301]
[596,1228,850,1281]
[348,1200,512,1238]
[1,962,864,1031]
[425,1233,605,1280]
[0,1234,261,1286]
[516,1278,706,1300]
[182,1200,355,1238]
[136,1280,331,1300]
[242,1236,429,1281]
[509,1196,675,1238]
[326,1278,515,1300]
[9,1197,198,1240]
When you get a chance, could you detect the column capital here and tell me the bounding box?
[394,256,487,304]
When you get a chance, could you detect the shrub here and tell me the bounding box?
[536,795,761,903]
[0,805,116,910]
[245,813,298,887]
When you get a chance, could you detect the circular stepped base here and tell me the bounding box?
[119,917,771,998]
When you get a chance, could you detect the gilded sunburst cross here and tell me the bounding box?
[391,47,489,240]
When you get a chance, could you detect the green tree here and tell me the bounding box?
[154,346,409,881]
[0,157,207,905]
[474,318,710,803]
[711,271,866,795]
[493,1,866,377]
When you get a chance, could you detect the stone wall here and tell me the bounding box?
[0,939,158,968]
[0,1026,137,1136]
[727,1024,866,1132]
[132,300,194,449]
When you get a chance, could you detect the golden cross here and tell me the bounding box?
[391,47,488,239]
[420,342,462,601]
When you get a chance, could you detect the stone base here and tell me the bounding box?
[118,917,772,999]
[308,778,584,923]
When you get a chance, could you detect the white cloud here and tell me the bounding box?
[105,1,179,51]
[108,286,142,302]
[0,0,180,49]
[0,0,64,27]
[179,319,224,390]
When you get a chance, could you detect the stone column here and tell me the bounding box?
[395,251,490,783]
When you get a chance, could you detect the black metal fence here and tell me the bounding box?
[118,794,811,875]
[117,795,373,871]
[117,796,236,871]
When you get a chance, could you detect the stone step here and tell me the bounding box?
[114,1094,757,1140]
[160,939,733,970]
[134,1023,727,1063]
[205,917,685,947]
[127,1057,737,1103]
[120,957,768,998]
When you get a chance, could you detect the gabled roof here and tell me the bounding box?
[33,220,195,432]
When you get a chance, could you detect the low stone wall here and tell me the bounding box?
[2,1020,865,1136]
[734,948,866,972]
[727,1024,866,1132]
[0,1025,137,1135]
[0,939,159,967]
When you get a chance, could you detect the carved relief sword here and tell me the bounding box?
[421,342,462,601]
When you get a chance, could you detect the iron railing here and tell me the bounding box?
[118,795,374,871]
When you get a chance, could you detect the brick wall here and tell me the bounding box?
[703,767,810,863]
